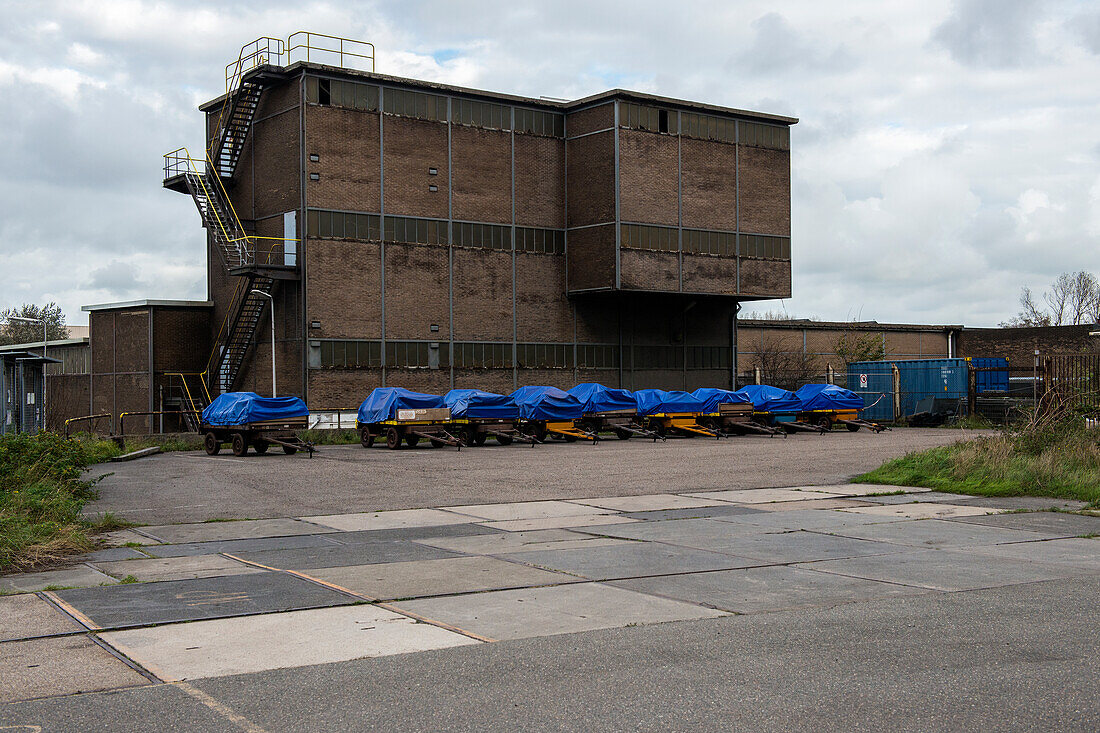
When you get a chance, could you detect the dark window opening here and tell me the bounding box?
[659,109,670,134]
[318,79,331,106]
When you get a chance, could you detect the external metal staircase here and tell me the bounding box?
[163,33,374,410]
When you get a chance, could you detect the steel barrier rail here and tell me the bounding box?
[118,410,199,437]
[63,413,112,437]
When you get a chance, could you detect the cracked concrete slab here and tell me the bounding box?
[947,512,1100,538]
[839,503,1005,520]
[0,566,116,595]
[393,582,728,641]
[961,538,1100,571]
[91,555,264,583]
[824,519,1058,549]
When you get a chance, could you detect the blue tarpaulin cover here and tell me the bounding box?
[567,383,637,414]
[202,392,309,426]
[795,384,864,411]
[634,389,707,416]
[731,385,802,413]
[509,386,584,421]
[357,387,446,424]
[444,389,519,419]
[691,388,752,414]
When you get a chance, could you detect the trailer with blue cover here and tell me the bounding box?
[510,386,596,442]
[732,385,823,434]
[634,389,720,438]
[795,383,884,432]
[691,388,776,435]
[201,392,314,457]
[356,387,464,449]
[444,389,537,446]
[568,383,662,440]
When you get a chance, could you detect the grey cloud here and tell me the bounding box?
[1072,12,1100,54]
[86,260,146,294]
[932,0,1044,67]
[733,13,858,77]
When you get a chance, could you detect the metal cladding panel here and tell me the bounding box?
[847,358,969,421]
[970,357,1009,394]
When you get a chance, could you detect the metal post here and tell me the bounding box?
[251,290,276,397]
[891,364,901,422]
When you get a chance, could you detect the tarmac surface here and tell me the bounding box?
[85,427,976,523]
[4,474,1100,730]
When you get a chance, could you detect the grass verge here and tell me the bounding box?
[0,432,132,573]
[856,405,1100,506]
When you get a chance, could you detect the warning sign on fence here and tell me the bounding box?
[859,374,868,389]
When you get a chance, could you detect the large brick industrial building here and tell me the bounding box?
[152,34,800,411]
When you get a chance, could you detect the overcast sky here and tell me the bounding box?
[2,0,1098,327]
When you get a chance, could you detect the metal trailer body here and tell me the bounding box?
[643,412,721,439]
[201,416,315,456]
[518,418,599,443]
[575,409,663,441]
[799,409,886,433]
[452,418,538,446]
[357,407,464,450]
[703,402,781,436]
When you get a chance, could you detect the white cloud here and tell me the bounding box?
[0,0,1098,328]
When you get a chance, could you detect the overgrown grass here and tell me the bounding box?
[857,399,1100,506]
[0,432,132,573]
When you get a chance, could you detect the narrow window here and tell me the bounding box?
[318,79,331,106]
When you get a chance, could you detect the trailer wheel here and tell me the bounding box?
[231,433,248,457]
[847,423,861,432]
[204,432,221,455]
[473,432,487,446]
[360,429,375,448]
[614,428,632,440]
[253,440,270,455]
[497,434,514,446]
[404,434,420,448]
[282,444,298,454]
[386,427,403,450]
[651,422,667,438]
[563,434,578,443]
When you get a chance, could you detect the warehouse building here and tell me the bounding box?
[153,34,798,410]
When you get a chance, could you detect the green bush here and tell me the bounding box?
[0,432,114,572]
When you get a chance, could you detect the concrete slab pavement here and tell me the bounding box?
[413,528,629,554]
[138,518,336,544]
[826,518,1059,549]
[0,636,149,704]
[840,503,1005,520]
[686,487,845,504]
[798,549,1082,591]
[569,494,725,512]
[302,508,476,532]
[302,556,575,600]
[51,571,355,629]
[613,564,932,613]
[100,605,480,681]
[477,514,640,532]
[961,537,1100,570]
[229,540,460,571]
[0,594,82,641]
[0,566,116,594]
[443,500,618,521]
[948,511,1100,537]
[394,582,728,641]
[91,554,264,582]
[504,541,758,580]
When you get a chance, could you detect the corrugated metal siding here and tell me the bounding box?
[848,358,971,421]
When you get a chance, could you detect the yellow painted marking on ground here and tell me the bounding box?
[173,682,270,733]
[41,591,100,630]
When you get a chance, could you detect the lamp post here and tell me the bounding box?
[5,316,47,430]
[250,290,276,397]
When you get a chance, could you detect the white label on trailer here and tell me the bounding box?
[397,409,416,421]
[859,374,868,389]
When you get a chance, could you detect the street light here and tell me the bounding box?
[250,290,276,397]
[5,316,47,429]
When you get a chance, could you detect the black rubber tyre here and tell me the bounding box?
[497,434,513,446]
[386,426,403,450]
[473,432,487,447]
[204,432,221,455]
[231,433,248,457]
[651,421,667,438]
[404,434,420,448]
[360,429,375,448]
[532,426,548,443]
[614,428,632,440]
[847,423,861,432]
[563,434,578,443]
[282,444,298,454]
[253,440,269,455]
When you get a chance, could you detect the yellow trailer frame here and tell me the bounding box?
[644,413,721,439]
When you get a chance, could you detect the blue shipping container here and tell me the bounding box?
[846,357,1007,421]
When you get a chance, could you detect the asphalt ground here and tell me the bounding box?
[84,427,975,523]
[4,576,1098,732]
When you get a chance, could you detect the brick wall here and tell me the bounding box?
[680,138,739,231]
[957,325,1100,365]
[566,131,615,227]
[618,130,678,226]
[739,259,791,298]
[305,239,382,339]
[682,254,738,296]
[384,243,450,339]
[515,253,571,342]
[567,103,614,136]
[567,224,616,291]
[152,307,212,373]
[514,135,565,228]
[620,250,679,292]
[451,249,513,339]
[451,126,511,223]
[305,106,382,213]
[383,116,448,219]
[738,146,790,236]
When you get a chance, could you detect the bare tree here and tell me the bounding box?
[1002,272,1100,327]
[834,329,886,365]
[750,335,818,390]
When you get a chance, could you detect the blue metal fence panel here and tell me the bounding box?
[847,358,970,421]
